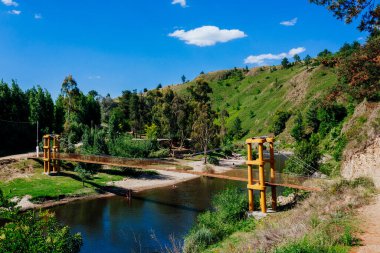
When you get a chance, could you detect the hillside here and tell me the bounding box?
[170,64,337,146]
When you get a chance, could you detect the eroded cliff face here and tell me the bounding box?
[341,101,380,187]
[342,137,380,187]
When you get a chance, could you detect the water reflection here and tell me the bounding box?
[51,177,244,253]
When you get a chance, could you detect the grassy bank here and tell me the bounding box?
[183,177,376,253]
[0,159,157,203]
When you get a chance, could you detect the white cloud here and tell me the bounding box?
[288,47,306,56]
[8,9,21,15]
[280,17,298,26]
[172,0,186,7]
[169,25,247,47]
[244,47,306,65]
[34,13,42,19]
[1,0,18,6]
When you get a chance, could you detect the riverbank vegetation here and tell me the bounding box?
[182,177,376,253]
[0,189,83,252]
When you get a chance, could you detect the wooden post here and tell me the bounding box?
[247,142,254,211]
[43,135,48,174]
[52,135,60,173]
[43,135,51,174]
[267,138,277,211]
[258,142,267,213]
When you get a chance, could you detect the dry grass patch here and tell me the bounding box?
[211,177,375,253]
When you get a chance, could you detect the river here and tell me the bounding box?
[50,156,286,253]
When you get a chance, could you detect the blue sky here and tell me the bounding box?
[0,0,366,99]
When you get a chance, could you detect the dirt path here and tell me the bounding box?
[354,194,380,253]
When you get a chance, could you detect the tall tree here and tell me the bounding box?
[60,75,80,130]
[304,54,312,68]
[191,103,218,164]
[281,57,291,69]
[187,78,213,104]
[172,94,190,148]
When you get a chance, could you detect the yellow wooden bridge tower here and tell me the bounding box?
[246,137,277,213]
[43,134,60,174]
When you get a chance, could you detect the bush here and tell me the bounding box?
[332,136,347,161]
[284,135,321,175]
[270,111,291,136]
[108,133,153,158]
[148,148,170,158]
[0,211,82,253]
[207,156,219,165]
[184,188,252,252]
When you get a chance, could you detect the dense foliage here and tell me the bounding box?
[0,189,82,253]
[183,187,253,253]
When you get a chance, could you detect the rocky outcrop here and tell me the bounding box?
[341,101,380,187]
[342,137,380,187]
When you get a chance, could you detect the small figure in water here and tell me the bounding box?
[172,185,177,189]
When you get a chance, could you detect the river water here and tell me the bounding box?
[51,177,244,253]
[51,157,286,253]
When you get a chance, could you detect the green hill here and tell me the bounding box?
[170,64,337,146]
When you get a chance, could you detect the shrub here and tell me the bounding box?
[183,188,252,252]
[108,133,153,158]
[0,211,82,253]
[332,136,347,161]
[148,148,169,158]
[284,135,321,175]
[207,156,219,165]
[270,111,291,136]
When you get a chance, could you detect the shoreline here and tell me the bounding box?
[16,157,246,211]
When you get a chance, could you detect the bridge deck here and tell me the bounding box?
[49,153,322,192]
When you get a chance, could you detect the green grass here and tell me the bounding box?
[172,64,338,143]
[0,161,146,202]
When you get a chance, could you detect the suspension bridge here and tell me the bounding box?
[39,134,325,213]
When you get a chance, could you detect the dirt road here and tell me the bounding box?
[354,194,380,253]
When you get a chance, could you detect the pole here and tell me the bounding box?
[36,121,39,157]
[247,143,254,211]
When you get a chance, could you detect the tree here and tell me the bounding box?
[317,49,332,57]
[310,0,380,33]
[191,103,217,164]
[27,86,54,134]
[293,54,301,63]
[270,111,291,136]
[100,93,117,124]
[181,75,187,84]
[304,54,312,68]
[60,75,80,131]
[232,117,243,139]
[187,78,213,104]
[281,57,291,69]
[291,112,305,142]
[285,135,321,175]
[129,91,143,137]
[172,94,190,148]
[338,33,380,101]
[145,123,158,141]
